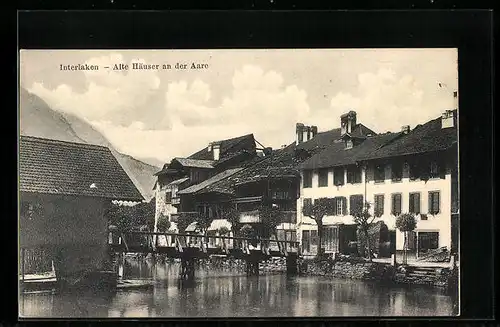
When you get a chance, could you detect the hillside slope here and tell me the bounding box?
[19,88,160,201]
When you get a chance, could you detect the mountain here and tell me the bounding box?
[19,88,160,201]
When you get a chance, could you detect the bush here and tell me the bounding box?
[157,214,171,232]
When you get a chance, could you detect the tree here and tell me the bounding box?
[197,211,214,238]
[259,204,284,250]
[157,214,171,233]
[302,197,336,258]
[395,213,417,265]
[224,205,241,237]
[352,201,376,262]
[104,201,155,233]
[177,212,198,234]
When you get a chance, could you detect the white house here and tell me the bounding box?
[297,109,459,258]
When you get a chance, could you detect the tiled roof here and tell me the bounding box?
[300,132,402,170]
[172,158,215,169]
[196,128,343,195]
[19,136,144,201]
[188,134,256,161]
[166,177,190,187]
[177,168,244,195]
[360,112,458,161]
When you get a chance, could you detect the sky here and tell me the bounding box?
[20,49,458,164]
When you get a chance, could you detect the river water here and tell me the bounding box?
[20,257,458,318]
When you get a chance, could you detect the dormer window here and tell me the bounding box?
[345,140,353,149]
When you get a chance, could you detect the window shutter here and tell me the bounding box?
[434,192,440,214]
[397,194,402,214]
[342,197,347,216]
[415,193,420,214]
[428,192,433,214]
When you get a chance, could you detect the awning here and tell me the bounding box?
[208,219,232,231]
[185,222,199,232]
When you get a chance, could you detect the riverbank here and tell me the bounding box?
[130,253,458,289]
[299,255,458,290]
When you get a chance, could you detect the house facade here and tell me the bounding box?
[154,134,259,234]
[19,136,143,282]
[297,109,459,258]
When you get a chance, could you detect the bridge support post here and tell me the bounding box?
[180,256,196,281]
[286,254,298,275]
[246,252,260,276]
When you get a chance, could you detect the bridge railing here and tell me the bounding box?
[109,230,300,255]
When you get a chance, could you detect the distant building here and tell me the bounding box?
[19,136,143,283]
[154,134,258,235]
[297,109,459,258]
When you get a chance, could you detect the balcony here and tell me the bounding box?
[239,210,260,223]
[170,211,198,223]
[238,210,297,224]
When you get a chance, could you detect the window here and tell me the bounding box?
[347,166,362,184]
[318,168,329,187]
[165,191,172,203]
[334,197,347,216]
[374,194,384,217]
[272,190,290,200]
[391,193,402,216]
[374,164,385,183]
[345,140,353,149]
[303,198,312,210]
[391,163,403,182]
[409,192,421,214]
[429,161,439,178]
[429,191,440,215]
[303,170,313,188]
[349,195,364,216]
[333,168,345,186]
[409,161,421,180]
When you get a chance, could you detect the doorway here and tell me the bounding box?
[417,232,439,257]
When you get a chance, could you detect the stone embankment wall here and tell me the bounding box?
[196,256,288,273]
[300,256,395,281]
[300,255,458,289]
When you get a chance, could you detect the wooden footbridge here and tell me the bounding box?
[108,231,301,279]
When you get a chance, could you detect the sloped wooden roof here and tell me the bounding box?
[19,136,144,201]
[360,111,458,161]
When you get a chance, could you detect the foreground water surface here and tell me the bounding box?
[20,258,458,318]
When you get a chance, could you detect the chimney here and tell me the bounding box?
[296,123,305,145]
[441,110,456,129]
[263,147,273,156]
[401,125,410,134]
[303,126,310,143]
[212,142,221,160]
[311,126,318,138]
[453,90,458,110]
[207,142,212,152]
[341,111,357,136]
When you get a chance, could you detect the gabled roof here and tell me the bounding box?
[188,134,256,161]
[155,134,256,176]
[177,168,244,195]
[300,132,402,170]
[196,128,342,195]
[19,136,144,201]
[171,158,215,169]
[360,112,458,161]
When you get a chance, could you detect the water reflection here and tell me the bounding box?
[20,257,457,318]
